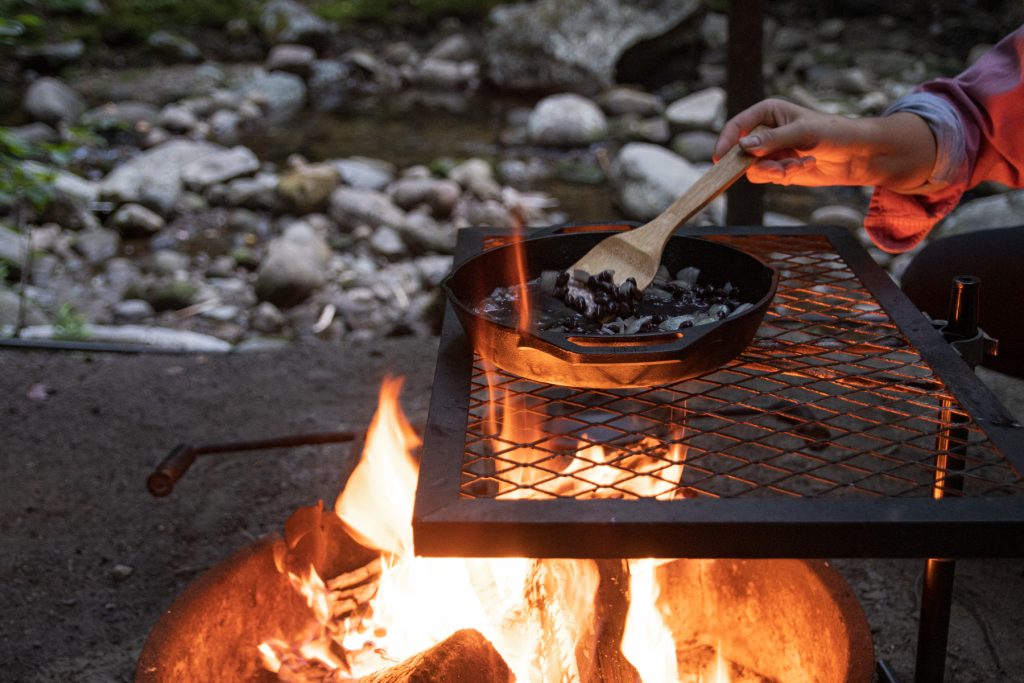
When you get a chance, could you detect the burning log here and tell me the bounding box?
[359,629,513,683]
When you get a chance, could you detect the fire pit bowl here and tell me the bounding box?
[136,537,873,682]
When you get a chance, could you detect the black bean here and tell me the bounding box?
[556,271,570,288]
[598,269,615,283]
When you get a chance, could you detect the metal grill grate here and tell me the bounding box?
[414,227,1024,559]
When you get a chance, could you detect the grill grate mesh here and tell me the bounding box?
[457,234,1024,501]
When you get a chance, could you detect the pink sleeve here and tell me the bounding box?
[865,25,1024,253]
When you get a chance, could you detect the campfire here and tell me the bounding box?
[249,377,863,683]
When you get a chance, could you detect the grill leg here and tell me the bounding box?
[915,558,957,683]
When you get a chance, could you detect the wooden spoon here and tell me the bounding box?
[569,125,768,290]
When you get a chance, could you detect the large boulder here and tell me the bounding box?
[526,93,608,147]
[98,139,224,215]
[235,70,307,125]
[329,187,406,231]
[485,0,702,94]
[22,77,85,125]
[260,0,334,47]
[609,143,722,223]
[666,86,726,132]
[180,146,260,190]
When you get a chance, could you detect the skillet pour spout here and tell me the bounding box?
[442,224,779,389]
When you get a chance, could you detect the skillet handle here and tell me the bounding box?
[531,222,641,239]
[523,322,719,360]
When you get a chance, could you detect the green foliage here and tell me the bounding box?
[0,126,101,214]
[53,301,89,341]
[93,0,259,41]
[313,0,502,25]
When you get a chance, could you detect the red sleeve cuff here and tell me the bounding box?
[864,185,965,253]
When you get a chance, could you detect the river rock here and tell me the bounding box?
[370,225,407,257]
[334,157,395,191]
[389,177,460,217]
[932,190,1024,240]
[158,104,198,133]
[147,30,202,63]
[427,33,474,62]
[81,101,160,132]
[308,59,351,111]
[398,209,455,254]
[109,203,165,237]
[255,220,331,307]
[180,146,260,190]
[15,40,85,72]
[486,0,701,93]
[220,172,283,211]
[235,71,307,125]
[99,139,224,215]
[114,299,155,322]
[250,301,285,333]
[670,130,718,162]
[406,58,479,90]
[266,44,317,77]
[127,278,198,311]
[208,109,242,145]
[666,87,726,132]
[610,143,718,222]
[809,204,865,232]
[260,0,334,47]
[22,77,85,125]
[20,323,232,351]
[277,161,339,213]
[148,249,190,275]
[73,228,120,265]
[527,94,608,147]
[596,87,664,117]
[329,187,406,231]
[0,224,27,273]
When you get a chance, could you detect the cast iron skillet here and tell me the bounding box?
[442,224,779,388]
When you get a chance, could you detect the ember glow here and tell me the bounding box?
[259,377,741,682]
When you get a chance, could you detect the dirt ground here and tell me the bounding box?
[1,342,1023,682]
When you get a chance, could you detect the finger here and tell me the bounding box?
[747,156,818,185]
[740,120,818,158]
[713,100,784,160]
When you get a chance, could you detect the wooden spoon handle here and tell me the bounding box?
[628,125,769,254]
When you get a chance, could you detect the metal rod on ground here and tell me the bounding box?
[147,430,358,497]
[726,0,765,226]
[915,276,981,683]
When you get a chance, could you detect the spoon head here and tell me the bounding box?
[568,233,659,290]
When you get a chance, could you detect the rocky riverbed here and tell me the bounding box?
[1,0,1021,351]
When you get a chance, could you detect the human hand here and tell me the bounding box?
[713,98,935,191]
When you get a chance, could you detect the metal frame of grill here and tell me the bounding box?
[413,225,1024,560]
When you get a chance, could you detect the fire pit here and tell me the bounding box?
[136,531,873,682]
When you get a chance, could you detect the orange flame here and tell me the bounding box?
[509,219,532,332]
[260,377,748,683]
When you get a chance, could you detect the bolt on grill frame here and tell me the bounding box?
[413,225,1024,559]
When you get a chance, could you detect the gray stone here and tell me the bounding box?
[235,71,306,125]
[700,12,728,51]
[104,258,142,292]
[622,116,670,144]
[670,131,718,163]
[597,87,664,117]
[333,157,395,191]
[19,323,232,351]
[610,143,721,223]
[329,187,406,231]
[73,228,120,265]
[485,0,701,94]
[149,250,190,275]
[389,178,460,217]
[0,224,27,272]
[527,93,608,147]
[202,305,241,322]
[250,301,286,333]
[370,225,407,257]
[14,40,85,71]
[427,34,474,62]
[110,203,165,237]
[260,0,333,46]
[307,59,351,111]
[53,171,99,206]
[449,158,495,191]
[406,58,478,90]
[810,205,865,232]
[5,122,59,147]
[219,173,281,211]
[114,299,155,322]
[0,289,45,330]
[666,87,726,132]
[23,77,85,125]
[415,254,454,287]
[455,197,514,229]
[208,109,242,146]
[180,146,260,190]
[266,44,317,76]
[933,190,1024,240]
[99,139,224,215]
[158,104,198,133]
[128,278,198,311]
[277,161,339,213]
[142,127,172,149]
[398,210,456,254]
[255,220,331,307]
[147,30,202,63]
